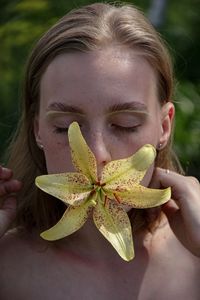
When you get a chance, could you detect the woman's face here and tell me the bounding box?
[35,47,173,186]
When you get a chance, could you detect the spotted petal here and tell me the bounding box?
[68,122,98,182]
[40,199,94,241]
[112,185,171,208]
[93,196,134,261]
[35,173,92,206]
[101,144,156,188]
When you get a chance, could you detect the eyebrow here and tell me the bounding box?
[107,102,148,115]
[47,102,84,114]
[46,101,148,116]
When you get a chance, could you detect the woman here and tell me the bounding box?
[0,3,199,299]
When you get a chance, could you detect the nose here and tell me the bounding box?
[86,129,112,175]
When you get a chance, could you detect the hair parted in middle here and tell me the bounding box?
[7,2,182,232]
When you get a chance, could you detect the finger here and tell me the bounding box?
[0,179,22,197]
[0,197,16,238]
[162,200,179,218]
[0,166,13,180]
[150,167,200,224]
[150,168,200,254]
[149,168,179,189]
[149,168,199,205]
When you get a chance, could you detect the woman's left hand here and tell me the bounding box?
[150,168,200,257]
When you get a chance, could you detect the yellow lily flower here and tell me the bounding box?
[35,122,171,261]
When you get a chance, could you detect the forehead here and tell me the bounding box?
[40,47,158,112]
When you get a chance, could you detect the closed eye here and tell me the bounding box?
[53,126,68,134]
[53,123,82,134]
[111,124,141,133]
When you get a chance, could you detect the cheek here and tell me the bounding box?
[40,129,74,174]
[116,131,158,158]
[113,129,158,187]
[140,164,154,187]
[43,143,73,174]
[135,122,161,148]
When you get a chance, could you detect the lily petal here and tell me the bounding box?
[113,185,171,208]
[35,173,92,206]
[68,122,98,182]
[93,196,134,261]
[40,200,93,241]
[101,144,156,187]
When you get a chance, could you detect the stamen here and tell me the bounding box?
[95,181,106,187]
[104,195,108,207]
[114,193,121,204]
[90,188,97,197]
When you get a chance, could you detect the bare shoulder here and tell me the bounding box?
[0,228,48,262]
[0,229,54,299]
[0,223,199,300]
[148,220,200,297]
[152,218,200,269]
[0,229,27,264]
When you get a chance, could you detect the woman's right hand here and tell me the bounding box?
[0,166,22,238]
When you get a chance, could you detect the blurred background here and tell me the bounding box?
[0,0,199,179]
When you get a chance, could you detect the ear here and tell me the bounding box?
[158,102,175,149]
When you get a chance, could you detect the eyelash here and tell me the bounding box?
[53,126,69,134]
[53,124,140,135]
[111,124,140,133]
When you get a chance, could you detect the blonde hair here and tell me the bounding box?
[7,2,182,232]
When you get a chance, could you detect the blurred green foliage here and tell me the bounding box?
[0,0,199,178]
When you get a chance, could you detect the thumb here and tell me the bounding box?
[0,197,16,238]
[162,200,179,219]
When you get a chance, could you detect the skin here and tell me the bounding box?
[36,48,171,177]
[0,47,200,300]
